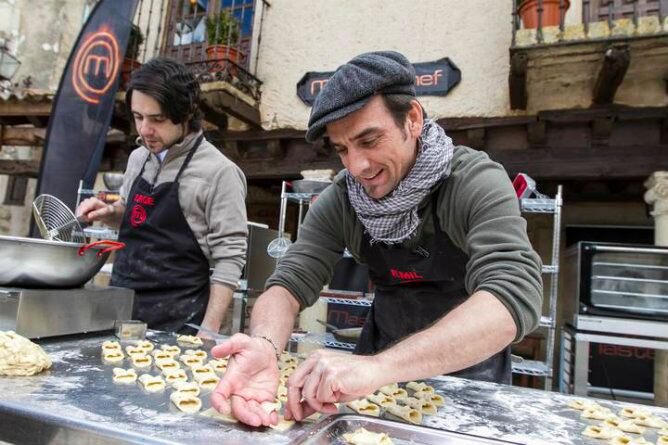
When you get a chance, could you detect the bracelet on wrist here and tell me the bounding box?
[253,335,280,361]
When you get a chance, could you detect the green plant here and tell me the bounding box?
[126,24,144,60]
[206,9,241,46]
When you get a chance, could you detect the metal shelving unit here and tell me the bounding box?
[512,186,563,390]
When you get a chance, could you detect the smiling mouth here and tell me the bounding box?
[360,170,382,181]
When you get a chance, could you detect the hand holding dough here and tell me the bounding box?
[0,331,51,376]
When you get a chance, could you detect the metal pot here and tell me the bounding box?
[0,235,124,288]
[290,180,331,194]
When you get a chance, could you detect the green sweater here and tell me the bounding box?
[266,146,543,341]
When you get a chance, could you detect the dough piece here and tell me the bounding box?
[112,367,137,383]
[582,407,616,420]
[386,404,422,425]
[619,407,650,419]
[172,381,200,396]
[170,391,202,413]
[156,358,180,370]
[303,412,322,423]
[176,335,203,346]
[659,428,668,436]
[208,359,228,374]
[131,354,153,369]
[135,340,154,352]
[102,350,125,363]
[342,427,394,445]
[379,385,408,400]
[608,436,633,445]
[180,355,205,368]
[406,381,434,396]
[617,420,645,434]
[200,407,238,423]
[102,340,121,351]
[568,399,601,411]
[152,350,173,361]
[125,345,146,358]
[184,349,208,360]
[279,355,298,368]
[634,415,668,429]
[582,425,617,440]
[261,399,282,414]
[270,416,295,432]
[403,397,437,415]
[138,374,166,392]
[277,385,288,402]
[191,364,215,377]
[0,331,52,376]
[658,436,668,445]
[163,368,188,385]
[160,344,181,356]
[602,417,623,429]
[367,393,396,408]
[194,372,220,390]
[346,399,380,417]
[627,438,652,444]
[378,383,398,394]
[416,392,445,406]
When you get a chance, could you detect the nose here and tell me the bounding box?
[346,148,371,178]
[138,120,154,137]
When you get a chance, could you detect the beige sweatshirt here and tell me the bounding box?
[119,131,248,289]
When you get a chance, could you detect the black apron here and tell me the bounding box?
[111,135,210,334]
[355,191,511,384]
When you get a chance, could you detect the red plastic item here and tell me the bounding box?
[78,240,126,257]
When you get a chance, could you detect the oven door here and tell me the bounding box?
[579,242,668,321]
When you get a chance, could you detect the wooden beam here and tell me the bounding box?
[201,89,261,129]
[199,97,229,131]
[591,117,614,147]
[1,127,47,146]
[509,52,528,110]
[0,159,40,177]
[0,100,51,117]
[527,120,547,147]
[593,45,630,105]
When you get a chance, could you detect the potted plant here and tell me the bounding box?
[121,25,144,86]
[205,9,242,71]
[518,0,570,29]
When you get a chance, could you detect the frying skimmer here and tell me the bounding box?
[32,194,86,243]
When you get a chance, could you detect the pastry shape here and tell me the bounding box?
[138,374,166,392]
[627,438,652,444]
[582,425,617,439]
[102,350,125,363]
[416,392,445,406]
[270,415,295,432]
[172,381,200,396]
[634,415,668,428]
[170,391,202,413]
[194,372,220,390]
[303,412,322,423]
[155,358,180,370]
[0,331,52,376]
[617,420,645,434]
[163,368,188,384]
[378,383,398,394]
[608,436,633,445]
[568,399,601,411]
[379,385,408,400]
[102,340,121,351]
[658,428,668,436]
[619,407,650,419]
[658,436,668,445]
[342,427,394,445]
[153,350,173,361]
[602,417,623,429]
[160,344,181,356]
[191,364,215,376]
[131,354,153,368]
[403,397,437,415]
[582,407,615,420]
[386,404,422,425]
[261,399,282,414]
[112,367,137,383]
[208,359,228,374]
[406,381,434,395]
[176,335,203,346]
[367,393,396,408]
[180,355,205,368]
[184,349,208,359]
[135,340,154,352]
[277,385,288,402]
[346,399,381,417]
[125,345,146,358]
[200,407,237,423]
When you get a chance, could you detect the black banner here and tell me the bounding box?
[35,0,139,212]
[296,57,461,106]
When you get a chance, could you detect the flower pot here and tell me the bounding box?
[205,45,241,76]
[519,0,570,28]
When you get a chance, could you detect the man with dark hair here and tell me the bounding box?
[209,51,542,427]
[77,57,247,336]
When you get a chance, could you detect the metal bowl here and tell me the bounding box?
[103,172,124,191]
[0,235,114,288]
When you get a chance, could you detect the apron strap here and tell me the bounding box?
[175,134,205,182]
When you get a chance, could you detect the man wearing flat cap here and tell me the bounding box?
[210,51,543,426]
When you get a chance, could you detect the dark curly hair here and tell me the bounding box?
[125,57,203,133]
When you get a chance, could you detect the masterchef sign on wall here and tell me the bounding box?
[296,57,461,106]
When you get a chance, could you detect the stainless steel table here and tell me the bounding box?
[1,331,667,445]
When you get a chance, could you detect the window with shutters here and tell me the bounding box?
[587,0,663,21]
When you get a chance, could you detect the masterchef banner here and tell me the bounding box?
[296,57,461,106]
[35,0,139,212]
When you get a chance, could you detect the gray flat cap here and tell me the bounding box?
[306,51,416,143]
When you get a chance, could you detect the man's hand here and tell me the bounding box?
[76,197,122,227]
[210,333,280,427]
[285,349,384,421]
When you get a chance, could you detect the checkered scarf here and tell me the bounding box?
[346,119,454,244]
